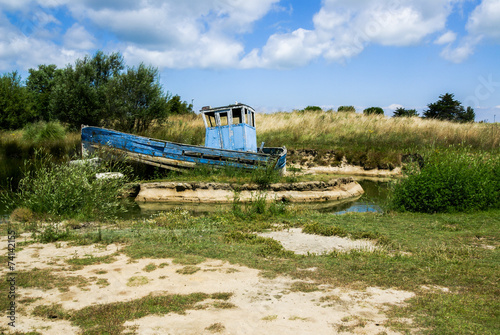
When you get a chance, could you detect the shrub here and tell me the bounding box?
[389,149,499,213]
[303,106,322,112]
[363,107,384,115]
[393,107,419,117]
[337,106,356,113]
[3,151,131,220]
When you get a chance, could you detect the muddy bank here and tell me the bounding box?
[288,149,404,177]
[134,178,363,203]
[295,164,402,178]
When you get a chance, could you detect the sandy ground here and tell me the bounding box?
[257,228,380,255]
[1,231,415,335]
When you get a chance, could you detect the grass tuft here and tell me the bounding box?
[176,265,201,275]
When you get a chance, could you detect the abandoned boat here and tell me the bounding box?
[81,103,287,172]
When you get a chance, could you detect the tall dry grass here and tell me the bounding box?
[144,114,205,145]
[255,111,499,152]
[139,110,498,154]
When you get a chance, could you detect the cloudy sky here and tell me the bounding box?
[1,0,499,121]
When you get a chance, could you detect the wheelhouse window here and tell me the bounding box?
[232,108,243,124]
[206,113,216,127]
[246,109,255,127]
[218,112,229,126]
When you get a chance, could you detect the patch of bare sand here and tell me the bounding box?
[2,242,414,335]
[258,228,379,255]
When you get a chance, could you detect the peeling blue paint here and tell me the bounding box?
[82,103,286,172]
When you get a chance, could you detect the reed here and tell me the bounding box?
[143,114,205,145]
[256,110,499,152]
[0,128,81,190]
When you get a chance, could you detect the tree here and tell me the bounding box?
[423,93,475,123]
[393,107,419,117]
[167,95,194,115]
[3,50,192,131]
[107,63,170,133]
[50,51,125,129]
[26,64,59,122]
[363,107,384,115]
[0,71,33,129]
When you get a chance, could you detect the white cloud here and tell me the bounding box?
[435,31,457,45]
[64,0,280,68]
[0,10,85,71]
[1,0,496,70]
[63,24,96,50]
[242,28,324,69]
[248,0,457,67]
[439,40,475,63]
[439,0,500,63]
[0,34,84,71]
[467,0,500,41]
[388,104,403,110]
[123,35,245,69]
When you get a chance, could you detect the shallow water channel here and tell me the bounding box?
[125,179,390,218]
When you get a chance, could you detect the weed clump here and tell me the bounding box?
[2,151,131,220]
[23,121,66,143]
[303,222,348,237]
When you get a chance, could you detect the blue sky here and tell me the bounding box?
[1,0,499,121]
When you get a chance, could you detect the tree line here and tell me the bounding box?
[311,93,475,122]
[0,51,193,132]
[363,94,475,122]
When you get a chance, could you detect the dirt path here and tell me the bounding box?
[1,234,414,334]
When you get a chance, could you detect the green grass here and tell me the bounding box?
[66,254,117,269]
[115,210,499,334]
[32,292,233,335]
[176,265,201,275]
[143,262,157,272]
[4,207,498,334]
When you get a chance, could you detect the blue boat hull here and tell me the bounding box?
[81,126,286,172]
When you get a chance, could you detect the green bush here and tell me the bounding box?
[363,107,384,115]
[3,152,131,220]
[389,149,499,213]
[303,106,322,112]
[393,107,419,117]
[337,106,356,113]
